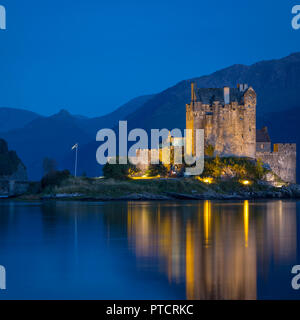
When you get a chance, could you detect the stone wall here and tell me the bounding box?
[256,144,297,183]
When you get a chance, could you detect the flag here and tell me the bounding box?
[72,143,78,150]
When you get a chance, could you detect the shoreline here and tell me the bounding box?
[2,177,300,202]
[5,190,300,202]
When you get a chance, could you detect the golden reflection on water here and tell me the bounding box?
[244,200,249,248]
[126,200,297,300]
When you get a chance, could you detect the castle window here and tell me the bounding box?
[261,144,264,149]
[240,117,243,121]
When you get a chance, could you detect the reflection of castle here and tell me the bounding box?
[186,84,296,183]
[126,201,297,300]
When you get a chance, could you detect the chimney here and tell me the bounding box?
[224,87,230,105]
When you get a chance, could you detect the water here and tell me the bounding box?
[0,200,299,300]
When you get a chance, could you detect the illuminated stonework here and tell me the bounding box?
[186,83,256,158]
[134,83,296,183]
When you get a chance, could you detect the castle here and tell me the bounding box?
[186,83,296,183]
[136,83,296,184]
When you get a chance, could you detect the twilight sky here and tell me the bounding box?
[0,0,299,117]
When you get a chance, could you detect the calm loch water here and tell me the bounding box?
[0,200,299,300]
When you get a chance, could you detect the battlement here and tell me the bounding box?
[188,84,256,107]
[273,143,297,153]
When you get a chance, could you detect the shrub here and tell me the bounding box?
[201,156,269,181]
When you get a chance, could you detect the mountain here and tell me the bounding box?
[0,110,91,180]
[126,52,300,132]
[0,95,154,180]
[60,95,154,177]
[0,107,41,132]
[77,94,154,137]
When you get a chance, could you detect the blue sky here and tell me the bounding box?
[0,0,299,117]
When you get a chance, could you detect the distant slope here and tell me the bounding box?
[126,52,300,132]
[0,110,91,180]
[60,95,155,177]
[0,107,41,132]
[78,94,154,136]
[0,95,154,179]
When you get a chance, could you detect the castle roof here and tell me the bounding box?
[195,87,245,105]
[256,127,271,143]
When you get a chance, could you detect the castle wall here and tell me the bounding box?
[256,144,297,184]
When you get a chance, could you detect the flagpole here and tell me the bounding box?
[75,145,78,177]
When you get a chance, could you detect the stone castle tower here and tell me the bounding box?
[186,83,257,158]
[185,83,296,183]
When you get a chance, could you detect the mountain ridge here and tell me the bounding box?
[0,94,154,179]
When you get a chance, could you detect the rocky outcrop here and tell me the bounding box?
[0,139,28,195]
[0,139,27,180]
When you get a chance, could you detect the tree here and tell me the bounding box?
[43,158,58,175]
[255,158,265,180]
